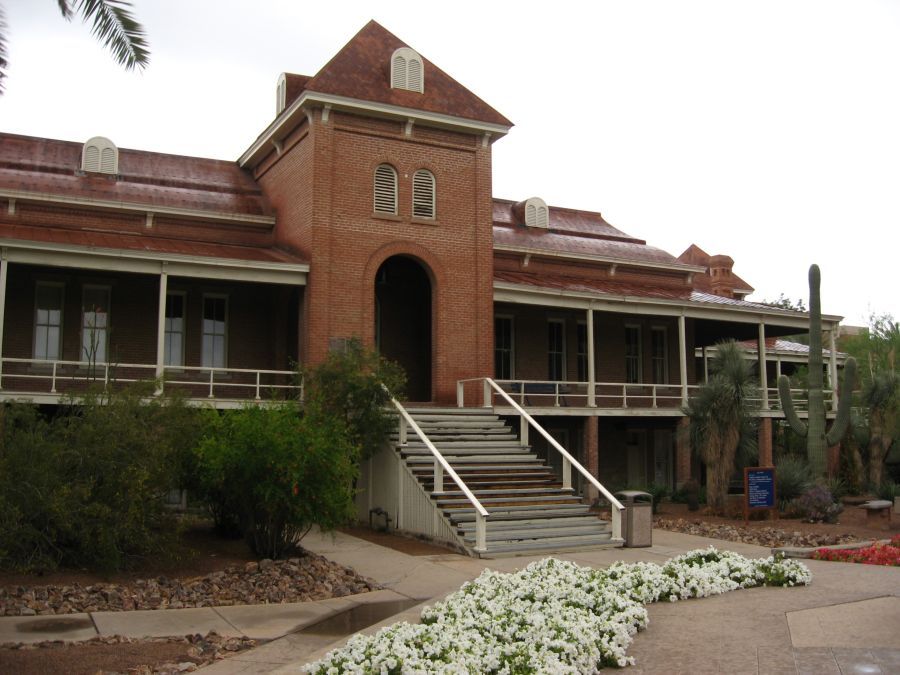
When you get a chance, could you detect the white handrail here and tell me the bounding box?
[386,392,489,552]
[474,377,625,542]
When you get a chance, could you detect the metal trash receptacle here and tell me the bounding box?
[615,490,653,547]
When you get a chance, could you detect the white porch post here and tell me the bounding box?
[587,307,596,406]
[155,265,168,384]
[702,346,709,382]
[758,322,768,409]
[829,327,838,410]
[0,249,7,389]
[678,314,688,405]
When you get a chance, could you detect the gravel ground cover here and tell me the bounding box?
[654,518,861,548]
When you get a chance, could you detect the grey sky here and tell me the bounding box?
[3,0,898,325]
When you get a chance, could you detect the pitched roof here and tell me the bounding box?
[677,243,755,294]
[291,21,511,127]
[0,133,272,217]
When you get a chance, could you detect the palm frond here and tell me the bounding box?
[57,0,75,20]
[75,0,149,71]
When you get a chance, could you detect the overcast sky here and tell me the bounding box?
[3,0,898,326]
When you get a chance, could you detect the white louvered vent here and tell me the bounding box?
[524,197,549,228]
[390,47,424,93]
[374,164,398,215]
[412,169,435,219]
[82,136,118,175]
[276,73,287,114]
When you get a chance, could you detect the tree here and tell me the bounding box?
[762,293,807,313]
[684,340,759,513]
[0,1,149,93]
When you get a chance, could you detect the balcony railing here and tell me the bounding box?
[0,357,301,404]
[476,379,834,413]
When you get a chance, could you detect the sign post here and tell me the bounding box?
[744,466,777,524]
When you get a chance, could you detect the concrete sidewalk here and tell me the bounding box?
[2,529,898,674]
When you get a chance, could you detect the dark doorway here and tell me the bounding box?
[375,256,432,401]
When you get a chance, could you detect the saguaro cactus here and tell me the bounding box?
[778,264,857,476]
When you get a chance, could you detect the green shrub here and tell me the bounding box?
[785,485,843,523]
[194,401,358,559]
[645,483,669,514]
[776,455,812,508]
[877,481,899,501]
[0,388,193,573]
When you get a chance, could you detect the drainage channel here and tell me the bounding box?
[297,598,421,637]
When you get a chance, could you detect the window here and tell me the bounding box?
[34,283,63,361]
[390,47,424,92]
[576,322,588,381]
[651,327,668,384]
[82,286,110,363]
[548,319,566,381]
[494,316,514,379]
[164,292,186,367]
[625,325,641,384]
[374,164,398,215]
[412,169,435,219]
[524,197,549,228]
[202,296,227,369]
[82,136,118,174]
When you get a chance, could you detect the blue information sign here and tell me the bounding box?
[744,467,776,515]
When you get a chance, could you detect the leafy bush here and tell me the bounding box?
[0,388,194,573]
[824,476,848,501]
[786,485,843,523]
[776,455,812,507]
[195,401,358,559]
[671,480,703,510]
[876,481,899,501]
[646,483,669,514]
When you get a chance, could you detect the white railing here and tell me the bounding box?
[387,392,490,552]
[457,377,625,543]
[0,357,300,402]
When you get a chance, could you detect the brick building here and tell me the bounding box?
[0,22,845,549]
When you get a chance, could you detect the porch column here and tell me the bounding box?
[583,416,599,501]
[678,315,688,405]
[829,328,838,410]
[155,265,168,381]
[586,308,596,406]
[0,249,7,389]
[758,322,768,409]
[758,418,773,466]
[702,346,709,382]
[675,417,691,487]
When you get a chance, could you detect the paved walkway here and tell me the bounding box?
[1,529,898,673]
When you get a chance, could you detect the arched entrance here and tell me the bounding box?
[375,256,432,401]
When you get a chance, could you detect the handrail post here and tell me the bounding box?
[51,361,58,393]
[457,381,464,407]
[398,415,408,445]
[255,371,261,400]
[622,384,627,408]
[104,362,109,390]
[474,512,487,553]
[519,414,529,446]
[433,457,444,493]
[612,506,622,541]
[562,457,571,490]
[554,382,560,407]
[652,385,657,408]
[208,369,215,398]
[482,379,492,408]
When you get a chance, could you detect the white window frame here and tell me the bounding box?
[494,315,515,380]
[390,47,424,93]
[548,319,566,382]
[412,169,436,219]
[164,291,187,367]
[81,285,111,364]
[201,294,228,369]
[374,163,398,215]
[625,324,642,384]
[33,282,64,361]
[82,136,118,174]
[524,197,549,228]
[651,326,669,384]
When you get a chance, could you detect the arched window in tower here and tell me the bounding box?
[524,197,549,228]
[412,169,435,219]
[82,136,118,175]
[374,164,398,215]
[391,47,424,93]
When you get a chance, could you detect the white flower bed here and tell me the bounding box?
[305,548,810,674]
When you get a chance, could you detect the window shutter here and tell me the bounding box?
[537,206,549,228]
[408,57,423,92]
[100,148,116,174]
[84,145,100,172]
[391,55,407,89]
[525,203,536,227]
[412,169,435,219]
[391,48,424,93]
[374,164,398,214]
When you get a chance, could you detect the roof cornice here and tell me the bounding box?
[0,188,275,228]
[239,90,512,168]
[493,243,706,275]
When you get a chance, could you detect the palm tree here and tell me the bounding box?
[684,340,759,513]
[0,1,149,93]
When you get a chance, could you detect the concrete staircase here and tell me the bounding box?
[394,407,619,557]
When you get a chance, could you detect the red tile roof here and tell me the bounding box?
[0,222,307,265]
[0,133,272,217]
[677,243,754,293]
[295,21,511,127]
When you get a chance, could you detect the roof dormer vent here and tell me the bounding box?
[391,47,424,93]
[524,197,549,228]
[276,73,287,115]
[82,136,118,175]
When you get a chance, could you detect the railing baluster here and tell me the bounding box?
[255,371,261,400]
[456,381,464,407]
[482,379,492,408]
[554,382,560,407]
[208,369,215,398]
[51,362,58,393]
[652,385,657,408]
[433,457,444,493]
[562,457,571,490]
[398,415,407,445]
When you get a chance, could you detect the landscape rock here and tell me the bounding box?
[655,518,860,548]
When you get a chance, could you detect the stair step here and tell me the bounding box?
[479,536,622,556]
[456,515,605,531]
[400,445,530,454]
[448,504,592,521]
[463,525,611,543]
[435,487,573,498]
[436,494,582,507]
[405,455,538,464]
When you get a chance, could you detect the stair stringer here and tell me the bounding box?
[356,441,469,553]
